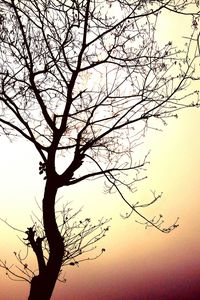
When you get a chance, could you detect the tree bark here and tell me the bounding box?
[28,179,64,300]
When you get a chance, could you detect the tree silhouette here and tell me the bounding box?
[0,204,110,290]
[0,0,199,299]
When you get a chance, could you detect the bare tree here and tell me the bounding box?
[0,0,199,299]
[0,204,110,288]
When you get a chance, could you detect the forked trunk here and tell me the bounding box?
[28,179,64,300]
[28,259,63,300]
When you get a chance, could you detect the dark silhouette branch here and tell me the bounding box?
[0,1,199,298]
[0,204,110,285]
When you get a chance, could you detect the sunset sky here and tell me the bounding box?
[0,3,200,300]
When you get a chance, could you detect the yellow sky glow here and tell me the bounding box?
[0,3,200,300]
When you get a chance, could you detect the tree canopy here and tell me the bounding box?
[0,0,199,299]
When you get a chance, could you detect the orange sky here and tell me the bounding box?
[0,103,200,300]
[0,6,200,300]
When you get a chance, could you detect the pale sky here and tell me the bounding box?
[0,3,200,300]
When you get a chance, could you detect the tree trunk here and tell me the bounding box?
[28,179,65,300]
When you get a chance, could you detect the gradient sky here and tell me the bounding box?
[0,5,200,300]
